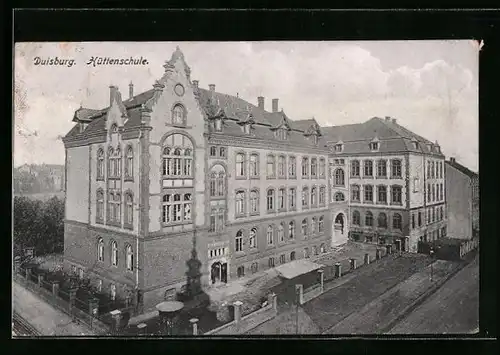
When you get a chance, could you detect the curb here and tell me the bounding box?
[382,258,471,334]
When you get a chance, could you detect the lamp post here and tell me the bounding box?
[295,286,300,334]
[429,248,434,282]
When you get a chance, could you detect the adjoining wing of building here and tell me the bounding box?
[62,47,448,312]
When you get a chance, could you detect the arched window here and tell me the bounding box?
[319,158,326,177]
[391,185,403,205]
[289,221,295,239]
[278,188,285,210]
[311,217,317,235]
[320,244,326,253]
[172,104,186,126]
[289,156,297,177]
[250,154,259,177]
[319,216,324,233]
[267,155,276,178]
[237,266,245,278]
[290,251,296,261]
[393,213,402,230]
[210,172,217,197]
[302,218,308,237]
[302,187,309,207]
[311,158,317,177]
[162,133,194,178]
[96,189,104,222]
[278,223,285,242]
[125,146,133,178]
[97,149,104,179]
[97,238,104,262]
[111,241,118,266]
[126,244,134,271]
[107,147,114,177]
[319,186,326,205]
[377,159,387,178]
[378,213,388,228]
[268,257,275,268]
[210,165,226,197]
[267,189,275,211]
[249,227,257,248]
[267,225,274,245]
[251,262,258,274]
[236,153,245,177]
[310,186,317,206]
[278,155,286,178]
[335,192,345,202]
[115,148,122,177]
[334,168,345,186]
[235,190,245,216]
[351,160,360,177]
[110,123,118,134]
[365,211,373,226]
[352,211,361,225]
[235,230,243,252]
[125,192,133,226]
[250,189,259,214]
[220,147,226,158]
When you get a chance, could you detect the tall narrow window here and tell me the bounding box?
[125,192,133,226]
[311,158,317,178]
[427,183,431,202]
[278,155,286,178]
[250,154,259,177]
[393,213,402,230]
[378,213,388,228]
[108,147,114,178]
[235,230,243,252]
[440,183,443,200]
[364,185,373,203]
[412,213,416,229]
[289,156,296,178]
[319,186,326,205]
[172,148,182,176]
[162,195,171,223]
[278,188,285,210]
[377,185,387,204]
[96,189,104,222]
[351,160,360,177]
[209,208,216,232]
[302,157,309,177]
[126,245,134,271]
[364,160,373,177]
[289,221,295,239]
[319,216,324,233]
[111,241,118,266]
[114,193,121,222]
[311,217,317,235]
[184,149,193,176]
[250,189,259,214]
[125,146,133,179]
[301,218,308,237]
[352,211,361,225]
[236,153,245,177]
[267,225,274,245]
[210,146,217,157]
[97,238,104,262]
[290,251,296,261]
[334,169,345,186]
[391,185,403,205]
[172,104,186,126]
[377,160,387,178]
[310,186,317,206]
[267,189,275,211]
[432,184,436,202]
[278,223,285,242]
[267,155,276,178]
[236,190,245,216]
[351,185,360,202]
[217,209,225,231]
[97,149,104,179]
[365,211,373,226]
[249,228,257,248]
[302,187,309,207]
[289,187,296,210]
[220,147,226,158]
[427,161,431,179]
[391,159,402,178]
[431,161,435,179]
[319,158,326,177]
[115,148,122,177]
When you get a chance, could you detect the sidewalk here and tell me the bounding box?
[13,281,95,336]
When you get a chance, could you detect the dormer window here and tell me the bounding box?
[311,134,318,145]
[334,143,343,152]
[276,128,288,140]
[412,140,419,150]
[79,122,88,133]
[370,142,379,151]
[214,118,222,132]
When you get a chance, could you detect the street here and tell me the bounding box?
[12,281,95,336]
[387,254,479,334]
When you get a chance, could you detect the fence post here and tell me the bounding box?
[270,293,278,312]
[376,248,381,260]
[334,263,342,278]
[364,253,371,265]
[233,301,243,329]
[25,267,32,280]
[69,286,78,314]
[295,284,304,305]
[395,239,401,253]
[37,273,44,288]
[89,297,99,330]
[318,269,324,293]
[190,318,199,335]
[386,244,393,255]
[14,257,21,278]
[349,258,357,270]
[110,309,122,334]
[52,281,60,297]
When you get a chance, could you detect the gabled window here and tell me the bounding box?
[334,143,343,152]
[276,128,288,140]
[369,141,379,151]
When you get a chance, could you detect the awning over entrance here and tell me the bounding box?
[275,259,325,280]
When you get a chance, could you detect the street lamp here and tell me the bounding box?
[429,248,434,282]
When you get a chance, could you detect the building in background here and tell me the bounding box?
[445,157,479,239]
[62,47,448,312]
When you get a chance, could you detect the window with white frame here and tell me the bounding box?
[250,154,259,177]
[391,185,403,205]
[125,146,133,179]
[235,230,243,252]
[364,185,373,203]
[125,192,133,226]
[302,157,309,177]
[249,227,257,248]
[126,244,134,271]
[289,156,296,178]
[267,155,276,178]
[267,189,275,211]
[162,134,194,178]
[250,189,259,214]
[96,189,104,222]
[278,188,285,210]
[311,158,317,178]
[351,185,360,202]
[97,238,104,262]
[351,160,360,177]
[289,221,295,239]
[235,190,246,216]
[278,155,286,178]
[311,186,317,206]
[302,186,309,207]
[278,223,285,242]
[209,165,226,197]
[302,218,308,237]
[289,187,296,210]
[391,159,402,178]
[364,160,373,177]
[334,168,345,186]
[311,217,317,235]
[319,216,324,233]
[267,225,274,245]
[111,240,118,266]
[236,153,245,177]
[319,158,326,177]
[108,191,121,223]
[377,159,387,178]
[162,193,192,224]
[172,104,186,126]
[97,148,105,179]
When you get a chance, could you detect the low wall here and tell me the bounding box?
[302,284,322,304]
[459,239,479,258]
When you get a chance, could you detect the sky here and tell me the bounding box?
[14,41,479,172]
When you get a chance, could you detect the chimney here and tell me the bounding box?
[192,80,199,89]
[385,116,391,121]
[209,84,215,92]
[392,118,397,124]
[258,96,265,110]
[272,98,279,113]
[129,82,134,99]
[450,157,456,163]
[109,85,118,106]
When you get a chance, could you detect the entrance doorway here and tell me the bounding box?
[332,213,347,246]
[211,261,228,285]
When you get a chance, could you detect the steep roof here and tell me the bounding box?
[446,160,478,179]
